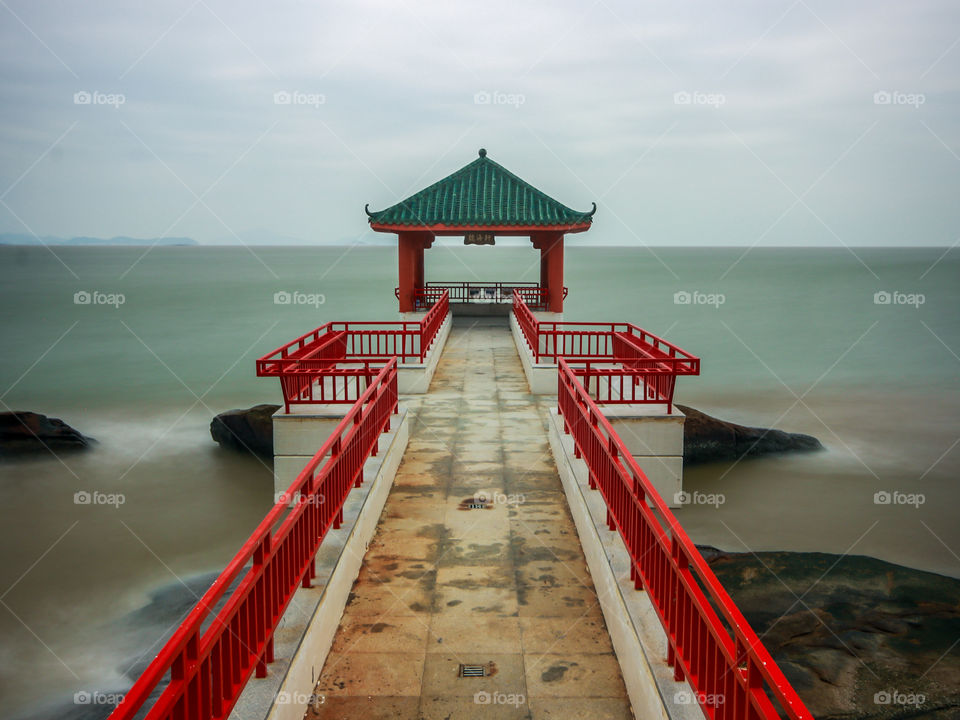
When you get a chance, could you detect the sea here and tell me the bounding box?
[1,243,958,717]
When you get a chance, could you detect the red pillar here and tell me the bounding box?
[534,232,565,313]
[414,245,425,290]
[547,234,564,313]
[397,232,418,312]
[539,246,549,291]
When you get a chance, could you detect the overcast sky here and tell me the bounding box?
[1,0,958,246]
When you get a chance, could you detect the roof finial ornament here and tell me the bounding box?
[478,148,487,158]
[586,202,597,217]
[364,203,373,218]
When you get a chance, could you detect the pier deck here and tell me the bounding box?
[308,322,632,719]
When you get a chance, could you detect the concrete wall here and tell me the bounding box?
[602,405,686,508]
[396,312,452,393]
[508,311,557,394]
[546,407,706,720]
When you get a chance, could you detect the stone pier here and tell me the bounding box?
[307,321,633,719]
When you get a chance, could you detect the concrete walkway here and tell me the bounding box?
[307,323,632,720]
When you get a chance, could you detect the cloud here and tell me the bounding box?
[0,0,957,246]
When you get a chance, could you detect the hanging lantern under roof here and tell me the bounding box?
[464,232,495,246]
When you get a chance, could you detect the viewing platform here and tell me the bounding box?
[106,150,813,720]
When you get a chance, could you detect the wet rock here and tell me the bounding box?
[0,411,95,457]
[677,404,823,465]
[700,547,960,720]
[209,404,278,457]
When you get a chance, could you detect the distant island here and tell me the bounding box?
[0,233,198,246]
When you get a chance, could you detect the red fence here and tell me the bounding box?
[557,358,812,720]
[513,290,699,411]
[257,291,449,411]
[109,359,399,720]
[398,282,565,309]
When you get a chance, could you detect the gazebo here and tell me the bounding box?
[366,149,596,313]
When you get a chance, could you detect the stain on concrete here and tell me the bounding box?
[541,664,569,683]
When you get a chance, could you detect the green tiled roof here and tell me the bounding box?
[366,149,595,228]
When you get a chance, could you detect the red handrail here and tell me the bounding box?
[109,359,400,720]
[512,290,700,409]
[564,358,689,413]
[557,358,812,720]
[257,292,449,410]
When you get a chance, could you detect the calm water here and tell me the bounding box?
[1,244,958,716]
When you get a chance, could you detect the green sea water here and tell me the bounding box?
[1,243,958,716]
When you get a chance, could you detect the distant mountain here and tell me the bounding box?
[208,229,394,246]
[0,233,198,246]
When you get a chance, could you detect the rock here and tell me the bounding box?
[0,411,95,456]
[210,404,278,457]
[700,547,960,720]
[676,404,823,465]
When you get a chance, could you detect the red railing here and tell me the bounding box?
[109,359,399,720]
[557,358,812,720]
[513,290,699,410]
[563,359,684,413]
[257,291,449,411]
[398,282,566,309]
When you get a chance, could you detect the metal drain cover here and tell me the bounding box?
[458,496,492,511]
[459,663,486,678]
